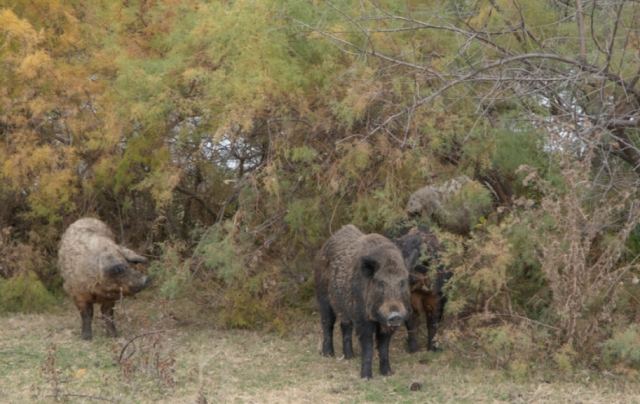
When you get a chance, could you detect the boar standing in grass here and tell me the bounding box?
[393,226,451,352]
[314,224,411,379]
[58,218,150,340]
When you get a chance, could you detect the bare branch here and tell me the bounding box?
[590,0,608,55]
[576,0,588,62]
[293,19,443,79]
[604,1,625,72]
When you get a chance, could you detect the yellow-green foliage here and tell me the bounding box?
[194,221,288,330]
[602,325,640,371]
[435,180,493,234]
[444,319,548,375]
[443,223,513,315]
[216,270,284,332]
[195,223,246,283]
[285,198,323,246]
[148,241,192,300]
[553,343,577,372]
[352,189,405,231]
[478,324,535,370]
[0,272,57,314]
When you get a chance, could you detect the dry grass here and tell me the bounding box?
[1,297,640,403]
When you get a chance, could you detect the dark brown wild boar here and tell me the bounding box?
[393,226,451,352]
[314,224,411,379]
[58,218,150,340]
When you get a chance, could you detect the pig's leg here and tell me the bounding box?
[75,300,94,340]
[101,301,117,337]
[376,325,394,376]
[340,322,354,359]
[357,322,375,379]
[318,296,336,357]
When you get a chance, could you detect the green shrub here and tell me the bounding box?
[479,324,535,369]
[148,241,192,300]
[553,343,577,372]
[0,271,58,314]
[435,180,493,234]
[194,222,245,283]
[442,223,513,316]
[602,325,640,370]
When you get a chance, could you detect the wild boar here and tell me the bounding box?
[58,218,150,340]
[393,226,451,352]
[406,176,493,235]
[314,224,411,378]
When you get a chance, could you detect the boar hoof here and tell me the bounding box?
[381,368,393,376]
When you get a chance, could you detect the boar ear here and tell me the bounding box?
[105,263,127,277]
[360,256,379,278]
[404,249,419,270]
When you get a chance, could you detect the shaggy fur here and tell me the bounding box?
[406,175,492,234]
[314,224,411,378]
[58,218,150,340]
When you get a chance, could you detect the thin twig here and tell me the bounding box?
[118,329,173,363]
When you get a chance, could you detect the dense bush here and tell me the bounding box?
[602,325,640,371]
[0,272,58,314]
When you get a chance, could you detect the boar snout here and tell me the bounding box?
[387,312,404,327]
[131,275,151,293]
[379,302,408,327]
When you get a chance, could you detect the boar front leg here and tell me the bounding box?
[357,322,375,379]
[75,300,94,340]
[376,325,394,376]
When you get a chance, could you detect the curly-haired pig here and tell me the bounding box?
[58,218,150,340]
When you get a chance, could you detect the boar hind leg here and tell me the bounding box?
[424,296,440,352]
[376,325,393,376]
[318,296,336,357]
[101,301,117,337]
[340,322,354,359]
[75,300,94,340]
[426,312,440,352]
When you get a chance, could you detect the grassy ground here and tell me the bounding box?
[1,298,640,403]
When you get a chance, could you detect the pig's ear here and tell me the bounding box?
[415,264,428,274]
[404,249,419,270]
[105,263,127,277]
[360,256,379,278]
